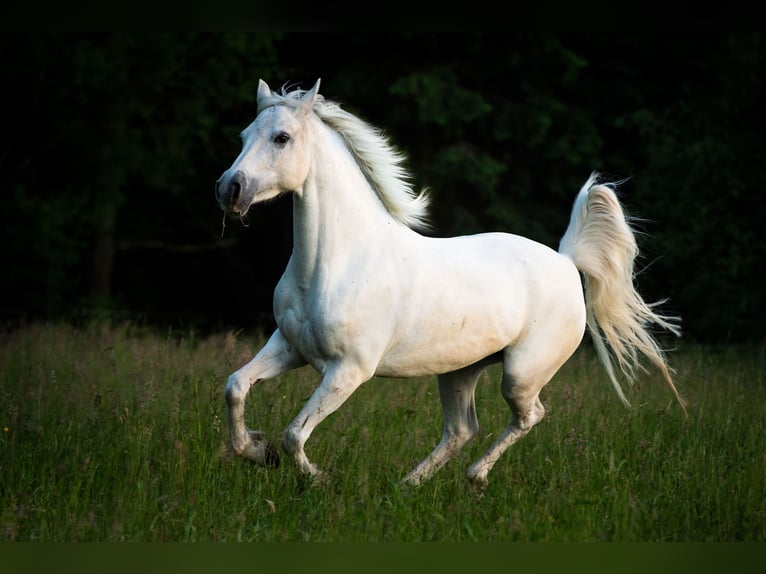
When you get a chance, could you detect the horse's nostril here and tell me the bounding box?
[214,179,222,201]
[229,181,241,202]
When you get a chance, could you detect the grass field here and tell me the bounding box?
[1,322,764,541]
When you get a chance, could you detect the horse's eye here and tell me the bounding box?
[273,132,290,145]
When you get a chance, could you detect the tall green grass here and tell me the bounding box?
[1,322,764,541]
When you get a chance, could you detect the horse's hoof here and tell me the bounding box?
[400,475,422,492]
[311,470,329,486]
[242,430,280,468]
[465,475,488,497]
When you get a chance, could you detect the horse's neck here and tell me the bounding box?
[291,132,396,280]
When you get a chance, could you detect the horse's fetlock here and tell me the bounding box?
[281,427,299,455]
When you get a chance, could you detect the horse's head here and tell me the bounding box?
[216,79,320,216]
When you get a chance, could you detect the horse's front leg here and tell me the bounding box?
[281,362,370,479]
[225,329,306,466]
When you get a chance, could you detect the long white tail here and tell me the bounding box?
[559,173,686,414]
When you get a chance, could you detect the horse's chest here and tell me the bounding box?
[274,279,377,365]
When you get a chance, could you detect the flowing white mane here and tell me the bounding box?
[259,87,431,230]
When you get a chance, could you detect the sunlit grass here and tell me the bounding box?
[1,322,764,541]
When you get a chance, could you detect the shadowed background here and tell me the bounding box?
[1,33,763,343]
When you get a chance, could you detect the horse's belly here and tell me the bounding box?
[375,293,526,377]
[375,325,511,377]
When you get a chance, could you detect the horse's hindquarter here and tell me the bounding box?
[376,233,586,377]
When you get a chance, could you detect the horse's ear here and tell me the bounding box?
[257,79,272,111]
[300,78,321,113]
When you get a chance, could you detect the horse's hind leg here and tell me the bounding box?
[465,382,545,489]
[465,345,567,489]
[403,361,488,486]
[225,329,306,466]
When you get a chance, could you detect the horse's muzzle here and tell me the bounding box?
[216,171,247,213]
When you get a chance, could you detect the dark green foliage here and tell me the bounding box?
[0,33,763,342]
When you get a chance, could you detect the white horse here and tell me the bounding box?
[215,79,685,488]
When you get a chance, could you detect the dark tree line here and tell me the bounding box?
[1,33,763,343]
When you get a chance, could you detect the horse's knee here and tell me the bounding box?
[224,373,245,406]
